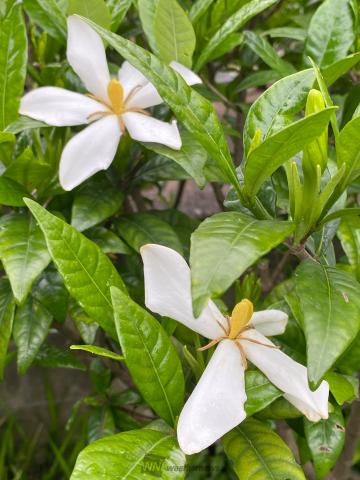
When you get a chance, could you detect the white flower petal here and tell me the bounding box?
[118,61,148,99]
[123,112,181,150]
[250,309,288,336]
[140,244,227,339]
[126,82,163,110]
[20,87,107,127]
[59,115,121,191]
[177,340,247,455]
[67,16,110,102]
[240,329,329,422]
[170,61,202,85]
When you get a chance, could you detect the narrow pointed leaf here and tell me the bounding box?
[0,279,15,380]
[0,176,28,207]
[337,116,360,185]
[70,429,186,479]
[295,261,360,387]
[13,297,52,374]
[70,345,124,361]
[0,213,51,304]
[24,199,126,338]
[190,212,294,316]
[223,418,305,479]
[111,287,185,426]
[0,4,27,130]
[322,52,360,86]
[244,108,336,197]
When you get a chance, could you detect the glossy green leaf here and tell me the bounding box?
[68,0,111,29]
[257,397,302,420]
[111,287,185,426]
[264,27,306,41]
[189,0,215,23]
[70,344,124,361]
[13,297,52,374]
[71,176,124,232]
[70,300,98,344]
[138,0,160,54]
[5,116,49,133]
[223,418,305,479]
[304,406,345,479]
[0,213,51,304]
[295,261,360,387]
[0,279,15,380]
[85,18,240,194]
[116,212,183,254]
[325,371,358,405]
[146,130,207,188]
[107,0,132,30]
[154,0,196,67]
[322,52,360,86]
[336,116,360,186]
[71,428,186,479]
[305,0,355,68]
[195,0,277,70]
[338,216,360,277]
[23,0,67,41]
[87,227,131,254]
[32,267,69,322]
[244,108,336,197]
[24,199,126,338]
[244,30,296,77]
[0,176,29,207]
[36,344,86,370]
[243,69,315,156]
[190,212,294,316]
[0,4,27,129]
[244,370,282,416]
[236,69,279,93]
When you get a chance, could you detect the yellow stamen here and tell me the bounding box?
[108,79,124,115]
[228,299,253,339]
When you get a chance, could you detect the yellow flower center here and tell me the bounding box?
[228,299,254,339]
[107,79,125,115]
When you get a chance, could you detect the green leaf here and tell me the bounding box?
[0,213,51,304]
[190,212,294,316]
[107,0,132,31]
[13,297,52,374]
[305,0,355,68]
[243,69,315,156]
[36,344,86,370]
[84,18,240,196]
[0,4,27,129]
[236,69,280,93]
[244,30,296,77]
[70,428,186,479]
[70,300,98,344]
[189,0,215,23]
[257,397,302,420]
[111,287,185,426]
[244,370,282,416]
[0,279,15,380]
[325,371,359,405]
[319,208,360,227]
[338,216,360,274]
[154,0,196,67]
[68,0,111,29]
[223,418,305,480]
[146,130,207,188]
[0,176,29,206]
[195,0,277,70]
[5,115,50,133]
[336,116,360,186]
[295,261,360,387]
[32,267,70,322]
[23,0,67,41]
[116,212,184,254]
[138,0,160,54]
[244,108,336,197]
[70,344,124,361]
[304,406,345,479]
[322,52,360,86]
[71,176,124,232]
[264,27,307,41]
[24,199,126,338]
[87,227,131,254]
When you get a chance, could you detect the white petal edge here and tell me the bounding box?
[240,329,329,422]
[67,16,110,102]
[20,87,108,127]
[250,309,288,336]
[59,115,121,191]
[177,340,247,455]
[170,61,202,86]
[140,244,227,339]
[123,112,181,150]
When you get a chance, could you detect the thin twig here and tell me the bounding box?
[211,183,225,210]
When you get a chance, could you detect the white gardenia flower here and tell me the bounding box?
[140,244,329,455]
[20,16,202,191]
